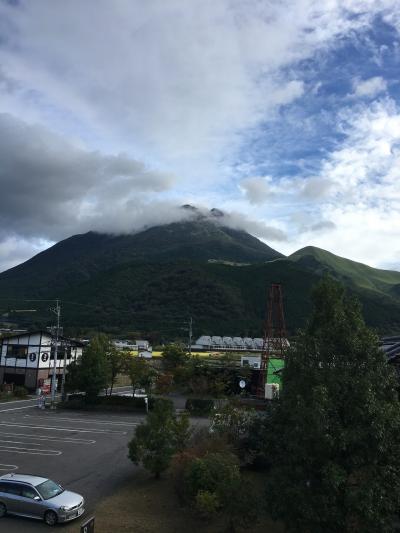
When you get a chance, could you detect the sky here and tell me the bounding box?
[0,0,400,271]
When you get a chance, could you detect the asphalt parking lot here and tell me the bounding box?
[0,395,143,531]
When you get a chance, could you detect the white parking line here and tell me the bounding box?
[0,445,61,456]
[0,439,61,447]
[0,463,18,471]
[24,415,138,427]
[0,432,95,444]
[0,398,36,405]
[0,405,36,413]
[0,422,127,435]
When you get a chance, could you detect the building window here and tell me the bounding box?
[50,347,66,360]
[6,345,28,359]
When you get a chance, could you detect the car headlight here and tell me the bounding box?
[59,506,69,512]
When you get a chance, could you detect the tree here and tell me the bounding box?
[128,400,189,478]
[65,333,110,403]
[106,345,129,396]
[128,357,156,393]
[161,343,189,369]
[265,278,400,532]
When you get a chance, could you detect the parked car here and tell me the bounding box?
[0,473,84,525]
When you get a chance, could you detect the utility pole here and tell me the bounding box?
[188,317,193,356]
[60,338,68,402]
[50,299,61,409]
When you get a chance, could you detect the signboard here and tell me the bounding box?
[81,516,95,533]
[239,380,246,389]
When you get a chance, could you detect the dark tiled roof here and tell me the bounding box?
[0,330,84,347]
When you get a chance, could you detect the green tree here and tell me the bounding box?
[173,411,191,452]
[265,278,400,532]
[161,343,189,369]
[65,333,110,403]
[129,357,156,393]
[106,345,129,396]
[128,400,188,478]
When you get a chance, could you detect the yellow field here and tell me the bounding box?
[129,350,233,358]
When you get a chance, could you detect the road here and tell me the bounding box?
[0,392,142,531]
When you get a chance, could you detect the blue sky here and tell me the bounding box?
[0,0,399,271]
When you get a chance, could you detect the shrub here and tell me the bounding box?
[183,452,240,503]
[195,490,220,518]
[185,398,214,416]
[61,394,154,412]
[13,386,28,398]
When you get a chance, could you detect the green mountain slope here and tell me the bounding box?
[58,258,400,337]
[289,246,400,299]
[1,227,400,338]
[0,219,282,298]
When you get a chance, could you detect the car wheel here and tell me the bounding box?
[0,502,6,518]
[44,510,58,526]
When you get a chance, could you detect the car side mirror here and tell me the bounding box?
[34,495,41,501]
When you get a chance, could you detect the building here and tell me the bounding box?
[192,335,289,353]
[0,331,83,391]
[113,339,151,352]
[240,355,261,369]
[381,335,400,377]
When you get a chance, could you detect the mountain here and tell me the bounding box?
[289,246,400,301]
[0,217,282,298]
[1,220,400,338]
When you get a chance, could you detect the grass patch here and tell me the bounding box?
[83,470,284,533]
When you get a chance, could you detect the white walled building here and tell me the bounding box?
[193,335,289,352]
[0,331,83,391]
[113,339,151,352]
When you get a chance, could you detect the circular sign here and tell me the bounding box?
[41,352,49,362]
[29,353,36,362]
[239,379,246,389]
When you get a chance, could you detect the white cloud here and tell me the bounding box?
[0,0,395,182]
[240,176,274,205]
[0,1,399,270]
[218,210,287,242]
[0,113,177,241]
[274,98,400,267]
[352,76,387,98]
[0,237,51,273]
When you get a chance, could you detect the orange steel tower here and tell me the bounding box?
[257,283,287,399]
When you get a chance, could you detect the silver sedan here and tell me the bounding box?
[0,473,84,525]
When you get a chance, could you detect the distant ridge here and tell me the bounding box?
[289,246,400,300]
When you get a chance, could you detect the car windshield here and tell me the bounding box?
[36,480,64,500]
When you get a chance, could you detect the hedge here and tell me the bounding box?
[61,394,155,412]
[185,398,215,416]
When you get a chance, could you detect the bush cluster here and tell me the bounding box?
[185,398,214,416]
[13,386,28,398]
[62,394,154,412]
